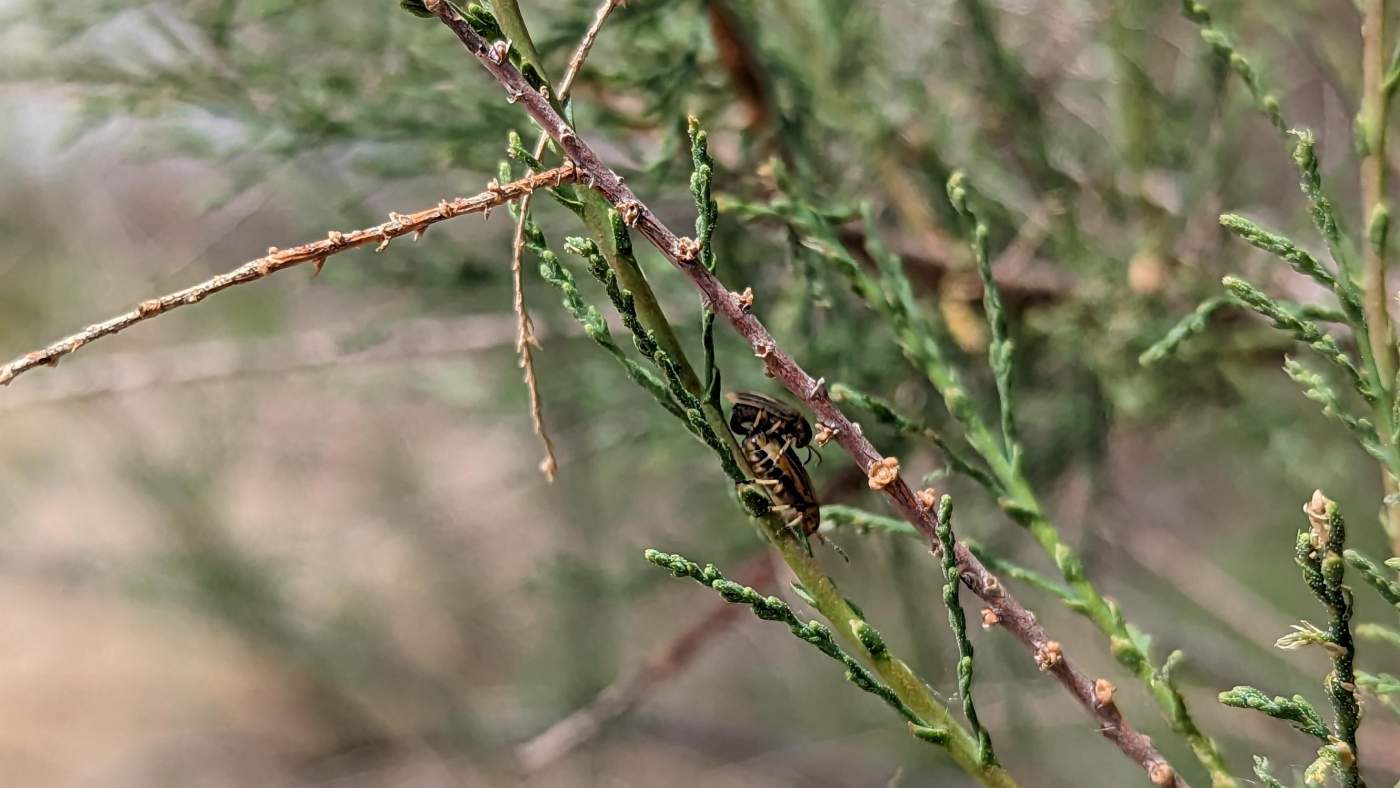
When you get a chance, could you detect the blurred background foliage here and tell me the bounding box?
[1,0,1399,785]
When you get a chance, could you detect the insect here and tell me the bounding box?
[726,391,820,465]
[727,391,844,559]
[742,430,820,537]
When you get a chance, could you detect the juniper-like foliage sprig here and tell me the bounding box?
[1218,685,1330,740]
[1141,295,1354,368]
[562,231,746,485]
[828,383,1000,494]
[1296,492,1362,787]
[1219,214,1360,321]
[1289,130,1359,280]
[935,495,996,767]
[1250,756,1288,788]
[1139,296,1238,366]
[688,118,723,415]
[516,204,688,424]
[1222,276,1372,401]
[1179,1,1285,133]
[1283,358,1389,463]
[1343,549,1400,608]
[641,549,950,745]
[947,172,1020,470]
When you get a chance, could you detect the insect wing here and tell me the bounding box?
[726,391,813,447]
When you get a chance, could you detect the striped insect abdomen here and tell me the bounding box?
[742,432,820,536]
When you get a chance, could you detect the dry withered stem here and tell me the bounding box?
[509,0,625,482]
[0,164,579,387]
[426,6,1184,783]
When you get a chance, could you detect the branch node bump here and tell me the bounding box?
[1035,641,1063,671]
[916,488,938,510]
[737,287,754,311]
[488,40,511,65]
[1093,678,1116,708]
[867,456,900,490]
[674,236,701,261]
[981,576,1003,598]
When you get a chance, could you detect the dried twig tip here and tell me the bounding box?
[1304,489,1332,548]
[867,456,900,490]
[1034,641,1063,671]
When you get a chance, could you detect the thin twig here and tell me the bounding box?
[0,164,580,387]
[509,0,625,481]
[426,6,1185,784]
[516,551,774,772]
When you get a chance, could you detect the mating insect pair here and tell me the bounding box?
[727,392,846,560]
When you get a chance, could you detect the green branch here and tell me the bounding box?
[644,549,934,731]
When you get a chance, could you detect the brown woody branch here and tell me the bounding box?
[0,164,579,387]
[425,4,1184,785]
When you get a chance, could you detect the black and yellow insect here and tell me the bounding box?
[726,391,820,464]
[727,391,842,558]
[727,392,812,445]
[741,430,821,538]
